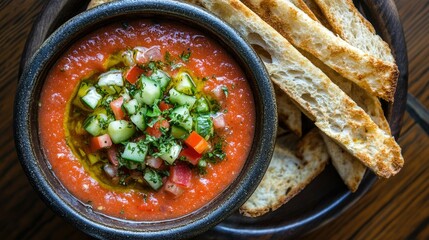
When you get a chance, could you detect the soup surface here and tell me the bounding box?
[39,19,255,220]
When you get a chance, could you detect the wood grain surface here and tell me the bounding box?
[1,0,428,239]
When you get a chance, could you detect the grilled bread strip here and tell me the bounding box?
[314,0,395,63]
[297,0,394,190]
[279,0,365,190]
[189,0,403,177]
[240,0,398,101]
[240,130,329,217]
[299,49,391,191]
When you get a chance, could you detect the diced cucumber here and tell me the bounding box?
[83,115,101,136]
[194,97,210,113]
[198,159,207,168]
[194,115,214,139]
[121,50,135,66]
[169,88,196,108]
[121,142,148,162]
[83,113,109,136]
[170,106,193,131]
[76,82,92,96]
[107,120,135,143]
[121,90,131,101]
[98,70,124,94]
[123,99,140,115]
[98,70,124,87]
[133,76,161,105]
[81,87,102,110]
[73,82,93,111]
[175,72,195,95]
[159,142,182,165]
[151,69,171,89]
[144,168,163,190]
[171,125,189,139]
[130,108,147,131]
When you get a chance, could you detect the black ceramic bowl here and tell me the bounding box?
[14,1,277,239]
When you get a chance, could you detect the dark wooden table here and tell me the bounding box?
[1,0,428,239]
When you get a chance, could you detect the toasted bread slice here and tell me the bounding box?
[321,133,365,192]
[240,130,329,217]
[191,0,403,177]
[275,85,302,137]
[314,0,395,63]
[240,0,398,101]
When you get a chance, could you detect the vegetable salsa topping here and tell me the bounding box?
[68,48,227,194]
[38,20,255,220]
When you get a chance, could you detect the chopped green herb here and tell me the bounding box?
[180,49,191,62]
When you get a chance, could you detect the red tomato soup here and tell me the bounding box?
[38,20,255,221]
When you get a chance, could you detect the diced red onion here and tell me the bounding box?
[212,86,224,100]
[144,46,162,61]
[164,180,184,198]
[212,113,226,129]
[134,46,148,64]
[146,156,163,169]
[103,164,117,178]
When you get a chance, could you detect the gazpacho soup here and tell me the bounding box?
[38,19,255,221]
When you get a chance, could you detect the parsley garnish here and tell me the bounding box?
[180,49,191,62]
[203,142,226,163]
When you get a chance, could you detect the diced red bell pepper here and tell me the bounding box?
[170,162,192,188]
[164,180,184,198]
[146,156,163,169]
[90,134,112,152]
[146,118,170,138]
[125,65,145,84]
[110,97,125,120]
[184,131,210,154]
[107,145,119,166]
[158,101,173,112]
[179,147,202,165]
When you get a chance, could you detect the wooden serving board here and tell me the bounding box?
[20,0,408,239]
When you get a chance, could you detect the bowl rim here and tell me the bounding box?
[14,0,277,239]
